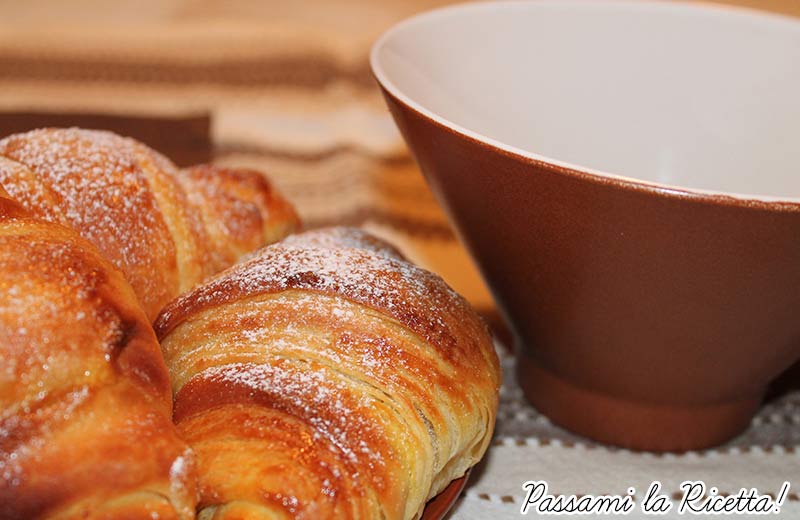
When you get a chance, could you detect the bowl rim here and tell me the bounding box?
[370,0,800,208]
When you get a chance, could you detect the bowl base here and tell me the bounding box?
[517,354,761,452]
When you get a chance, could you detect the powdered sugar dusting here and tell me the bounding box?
[169,450,191,483]
[157,227,482,359]
[0,225,148,426]
[280,227,404,259]
[0,128,178,317]
[168,447,197,520]
[0,156,67,225]
[202,361,388,472]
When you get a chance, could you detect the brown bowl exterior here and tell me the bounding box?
[381,88,800,452]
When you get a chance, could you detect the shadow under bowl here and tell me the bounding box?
[372,0,800,451]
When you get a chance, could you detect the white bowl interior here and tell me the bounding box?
[372,0,800,200]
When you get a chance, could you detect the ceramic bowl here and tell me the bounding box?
[372,0,800,451]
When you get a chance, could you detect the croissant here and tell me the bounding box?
[0,128,300,320]
[0,187,197,519]
[156,227,501,519]
[175,164,300,274]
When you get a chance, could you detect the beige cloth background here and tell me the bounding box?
[0,0,797,517]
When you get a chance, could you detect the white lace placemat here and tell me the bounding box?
[450,347,800,519]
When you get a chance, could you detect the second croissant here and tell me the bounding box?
[156,227,501,520]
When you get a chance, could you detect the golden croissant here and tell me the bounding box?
[0,128,299,320]
[156,227,501,519]
[0,187,197,519]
